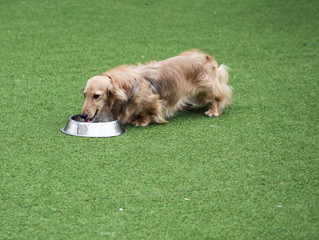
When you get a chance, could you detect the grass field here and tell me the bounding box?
[1,0,318,239]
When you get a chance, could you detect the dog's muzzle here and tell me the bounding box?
[80,110,98,122]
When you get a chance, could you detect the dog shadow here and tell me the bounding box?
[122,106,231,130]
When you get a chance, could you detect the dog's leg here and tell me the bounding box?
[132,114,151,127]
[205,98,221,117]
[181,103,193,111]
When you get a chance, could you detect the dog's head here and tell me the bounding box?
[81,75,127,122]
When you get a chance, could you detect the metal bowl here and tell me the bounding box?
[61,114,125,138]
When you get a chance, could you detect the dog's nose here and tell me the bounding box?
[80,113,88,119]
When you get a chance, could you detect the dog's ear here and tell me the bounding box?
[106,90,127,117]
[105,75,128,116]
[105,74,128,102]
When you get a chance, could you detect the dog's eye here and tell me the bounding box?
[93,94,100,99]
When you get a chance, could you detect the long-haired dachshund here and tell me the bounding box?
[81,49,232,126]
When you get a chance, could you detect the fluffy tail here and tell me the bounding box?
[217,64,233,110]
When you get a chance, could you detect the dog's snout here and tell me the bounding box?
[80,113,88,119]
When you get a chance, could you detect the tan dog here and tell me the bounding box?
[81,49,232,126]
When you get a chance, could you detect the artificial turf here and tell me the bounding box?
[1,0,318,239]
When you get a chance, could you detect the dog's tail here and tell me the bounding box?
[217,64,232,110]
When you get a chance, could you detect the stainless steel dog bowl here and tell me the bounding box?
[61,114,125,137]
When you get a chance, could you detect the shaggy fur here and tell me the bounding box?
[81,49,232,126]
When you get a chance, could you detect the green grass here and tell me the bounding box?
[1,0,318,239]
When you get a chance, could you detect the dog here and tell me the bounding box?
[81,49,232,126]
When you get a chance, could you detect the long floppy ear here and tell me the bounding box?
[105,74,128,102]
[105,74,128,116]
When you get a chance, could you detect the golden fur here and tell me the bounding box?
[81,49,232,126]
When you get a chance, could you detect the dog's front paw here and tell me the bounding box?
[205,110,220,117]
[132,117,150,127]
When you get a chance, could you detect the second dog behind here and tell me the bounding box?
[81,49,232,126]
